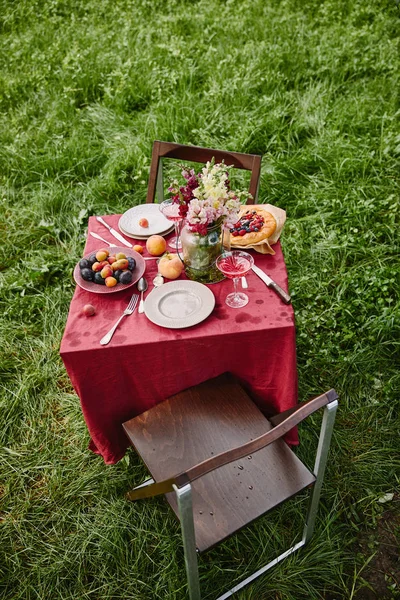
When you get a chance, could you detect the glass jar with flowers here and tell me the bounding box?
[168,160,251,284]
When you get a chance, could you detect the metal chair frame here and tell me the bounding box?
[126,392,338,600]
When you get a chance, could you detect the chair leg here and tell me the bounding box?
[303,399,338,544]
[174,483,201,600]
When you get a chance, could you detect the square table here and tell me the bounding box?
[60,214,298,464]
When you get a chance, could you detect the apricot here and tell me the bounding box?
[100,265,113,279]
[105,276,118,287]
[107,256,117,265]
[95,249,109,262]
[139,218,149,227]
[146,235,167,256]
[115,252,127,260]
[112,258,129,271]
[133,245,144,254]
[92,261,103,272]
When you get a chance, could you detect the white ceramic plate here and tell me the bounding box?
[144,280,215,328]
[118,219,174,240]
[119,204,172,237]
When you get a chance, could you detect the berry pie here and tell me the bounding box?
[229,206,277,246]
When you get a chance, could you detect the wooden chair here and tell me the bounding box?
[123,373,338,600]
[146,141,262,205]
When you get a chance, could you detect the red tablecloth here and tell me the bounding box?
[60,215,298,464]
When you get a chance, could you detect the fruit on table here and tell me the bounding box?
[105,276,118,287]
[158,253,184,280]
[133,245,143,254]
[146,235,167,256]
[82,304,96,316]
[127,257,136,270]
[81,268,94,282]
[96,249,109,262]
[139,218,149,227]
[79,258,91,270]
[100,265,113,279]
[112,258,129,271]
[119,270,133,284]
[78,248,139,288]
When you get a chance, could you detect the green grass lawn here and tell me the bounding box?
[1,0,399,598]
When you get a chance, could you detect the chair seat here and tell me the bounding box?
[123,374,315,553]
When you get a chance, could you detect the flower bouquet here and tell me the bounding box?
[168,160,251,283]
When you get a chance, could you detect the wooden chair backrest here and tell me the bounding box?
[146,140,262,205]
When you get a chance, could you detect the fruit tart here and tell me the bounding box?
[229,206,277,246]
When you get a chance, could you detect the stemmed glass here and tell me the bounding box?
[159,199,183,249]
[216,251,254,308]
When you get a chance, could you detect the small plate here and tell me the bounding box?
[119,204,172,237]
[144,280,215,328]
[118,219,174,240]
[73,246,145,294]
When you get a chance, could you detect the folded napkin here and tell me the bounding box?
[225,204,286,255]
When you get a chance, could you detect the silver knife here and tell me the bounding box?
[96,216,132,248]
[252,265,291,304]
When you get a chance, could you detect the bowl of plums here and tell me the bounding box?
[73,247,146,294]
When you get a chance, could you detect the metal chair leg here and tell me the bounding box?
[303,399,338,544]
[174,483,201,600]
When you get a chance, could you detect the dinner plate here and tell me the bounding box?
[144,280,215,328]
[73,246,145,294]
[119,204,172,238]
[118,219,174,240]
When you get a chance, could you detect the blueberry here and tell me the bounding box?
[254,227,259,232]
[127,257,136,271]
[81,268,94,281]
[94,272,106,285]
[120,271,133,285]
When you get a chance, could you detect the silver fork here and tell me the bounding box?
[100,294,139,345]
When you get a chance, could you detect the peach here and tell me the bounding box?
[133,245,144,254]
[146,235,167,256]
[158,253,184,280]
[100,265,113,279]
[95,249,109,262]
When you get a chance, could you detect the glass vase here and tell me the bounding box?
[180,222,225,284]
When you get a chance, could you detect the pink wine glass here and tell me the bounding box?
[159,199,183,249]
[216,250,254,308]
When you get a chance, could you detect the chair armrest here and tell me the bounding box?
[126,389,338,501]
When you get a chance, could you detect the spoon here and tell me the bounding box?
[137,277,148,314]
